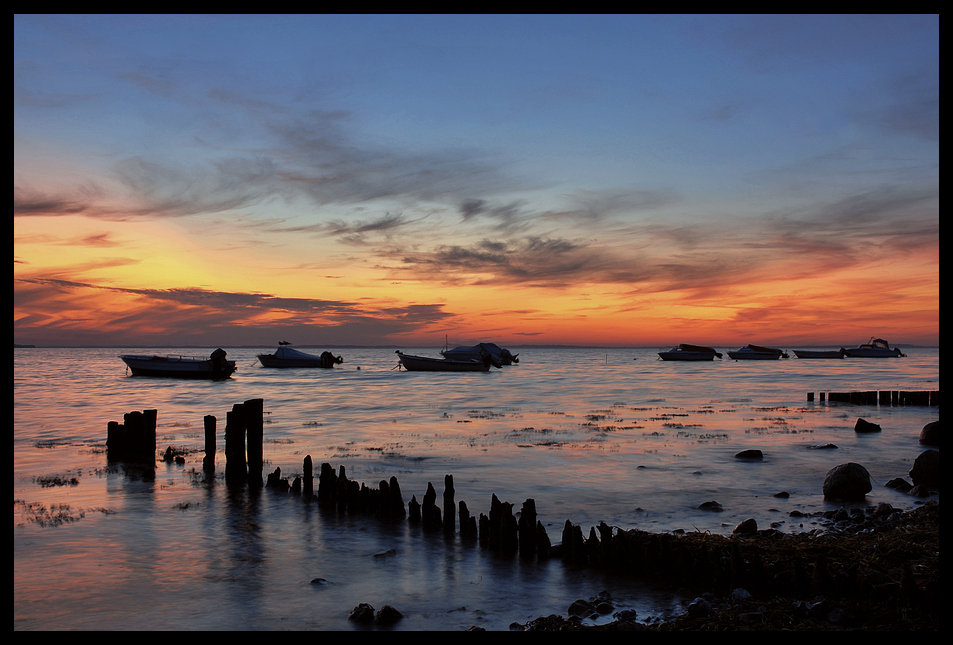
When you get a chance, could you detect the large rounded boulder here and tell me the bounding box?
[822,462,872,500]
[919,421,939,446]
[909,449,939,488]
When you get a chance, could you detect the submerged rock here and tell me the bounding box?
[348,603,375,623]
[735,449,764,460]
[375,604,403,626]
[854,418,882,433]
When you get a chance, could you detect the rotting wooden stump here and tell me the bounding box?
[107,409,157,465]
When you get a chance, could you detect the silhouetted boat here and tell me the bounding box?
[793,349,845,359]
[395,350,494,372]
[658,344,722,361]
[257,344,343,368]
[441,342,519,365]
[843,338,905,358]
[727,344,789,360]
[120,348,236,379]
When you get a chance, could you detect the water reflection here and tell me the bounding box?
[14,346,938,630]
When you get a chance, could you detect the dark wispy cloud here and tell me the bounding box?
[379,181,938,294]
[14,276,456,345]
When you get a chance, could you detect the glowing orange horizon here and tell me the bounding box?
[14,207,939,349]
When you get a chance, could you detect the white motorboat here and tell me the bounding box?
[842,338,905,358]
[120,348,236,379]
[726,344,789,360]
[658,344,723,361]
[257,344,343,368]
[395,350,493,372]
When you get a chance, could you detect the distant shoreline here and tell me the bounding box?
[14,343,939,350]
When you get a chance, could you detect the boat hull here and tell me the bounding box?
[658,352,718,361]
[120,355,237,379]
[794,350,845,359]
[258,356,328,368]
[727,352,782,360]
[727,345,788,360]
[843,348,904,358]
[396,352,491,372]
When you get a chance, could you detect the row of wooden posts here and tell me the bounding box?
[807,390,938,406]
[104,397,927,594]
[105,398,564,560]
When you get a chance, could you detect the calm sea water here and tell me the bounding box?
[14,345,939,630]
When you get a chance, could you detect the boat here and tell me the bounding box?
[395,350,494,372]
[120,348,236,379]
[257,343,343,368]
[726,344,789,360]
[441,342,519,365]
[658,344,723,361]
[842,338,905,358]
[793,349,846,359]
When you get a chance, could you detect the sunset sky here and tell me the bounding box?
[14,14,939,348]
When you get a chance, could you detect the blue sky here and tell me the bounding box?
[14,15,939,347]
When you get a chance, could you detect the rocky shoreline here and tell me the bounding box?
[509,500,939,631]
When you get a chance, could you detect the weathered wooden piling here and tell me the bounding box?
[459,501,478,539]
[336,466,350,513]
[483,494,519,554]
[224,403,247,486]
[422,482,442,530]
[536,521,552,559]
[518,499,538,558]
[386,476,406,521]
[106,409,157,464]
[318,462,336,506]
[203,415,216,472]
[244,398,264,488]
[303,455,313,498]
[443,475,455,535]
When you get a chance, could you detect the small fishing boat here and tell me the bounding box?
[257,343,343,368]
[395,350,494,372]
[727,344,789,360]
[441,342,519,365]
[658,344,723,361]
[793,349,846,359]
[120,348,236,379]
[842,338,905,358]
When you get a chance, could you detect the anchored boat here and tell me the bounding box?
[257,343,344,368]
[726,344,789,360]
[843,338,905,358]
[395,350,495,372]
[120,348,236,379]
[658,344,723,361]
